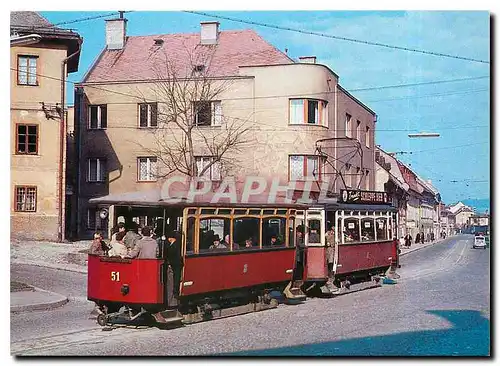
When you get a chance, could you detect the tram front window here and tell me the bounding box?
[344,218,360,242]
[262,217,286,247]
[308,219,321,244]
[361,218,375,241]
[186,217,195,253]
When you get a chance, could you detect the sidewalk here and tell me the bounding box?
[10,281,68,313]
[399,236,455,257]
[11,239,90,274]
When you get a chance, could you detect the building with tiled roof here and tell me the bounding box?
[10,12,82,241]
[75,16,378,239]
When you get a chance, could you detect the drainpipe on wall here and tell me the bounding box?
[58,39,82,242]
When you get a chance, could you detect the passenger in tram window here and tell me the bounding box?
[128,226,158,259]
[244,238,253,248]
[309,228,320,243]
[108,231,128,258]
[124,222,141,250]
[270,235,279,246]
[209,235,227,250]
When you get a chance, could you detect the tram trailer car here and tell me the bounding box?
[296,192,399,295]
[88,205,307,326]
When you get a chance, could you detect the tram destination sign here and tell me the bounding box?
[340,189,392,205]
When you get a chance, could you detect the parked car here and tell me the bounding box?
[473,235,487,249]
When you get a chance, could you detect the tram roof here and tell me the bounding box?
[318,199,398,212]
[88,188,310,209]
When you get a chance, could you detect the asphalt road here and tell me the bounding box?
[10,234,490,356]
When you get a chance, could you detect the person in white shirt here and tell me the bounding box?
[108,231,128,258]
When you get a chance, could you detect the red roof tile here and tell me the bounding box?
[84,29,293,83]
[396,161,422,194]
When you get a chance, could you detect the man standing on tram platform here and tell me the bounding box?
[166,231,184,303]
[325,226,335,278]
[128,226,158,259]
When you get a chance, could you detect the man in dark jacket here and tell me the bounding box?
[166,231,183,300]
[128,226,158,259]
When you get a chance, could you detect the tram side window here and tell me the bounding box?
[344,218,360,242]
[186,217,195,254]
[308,219,321,244]
[199,218,230,252]
[376,218,388,241]
[234,217,260,249]
[262,217,286,247]
[361,218,375,241]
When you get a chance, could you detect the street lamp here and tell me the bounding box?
[408,132,440,138]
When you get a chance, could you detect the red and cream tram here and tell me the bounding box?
[297,189,399,295]
[88,194,308,326]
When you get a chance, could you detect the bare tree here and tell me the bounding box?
[138,43,251,181]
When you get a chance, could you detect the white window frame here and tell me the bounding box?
[88,105,107,129]
[195,156,222,181]
[87,158,106,182]
[365,126,371,148]
[139,103,158,128]
[17,55,38,86]
[289,155,324,181]
[345,113,352,137]
[289,99,328,126]
[194,101,222,126]
[137,157,158,182]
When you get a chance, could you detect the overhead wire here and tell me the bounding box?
[183,10,490,64]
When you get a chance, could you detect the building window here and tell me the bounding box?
[139,103,158,128]
[87,158,107,182]
[88,105,107,129]
[365,126,371,148]
[289,99,327,125]
[138,157,157,182]
[17,55,38,86]
[87,207,105,230]
[14,186,37,212]
[356,120,361,141]
[345,113,352,137]
[16,124,38,155]
[196,156,222,181]
[193,101,222,126]
[289,155,324,181]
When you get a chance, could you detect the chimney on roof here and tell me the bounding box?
[299,56,317,64]
[200,21,219,45]
[105,16,127,50]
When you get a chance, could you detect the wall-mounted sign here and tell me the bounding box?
[364,222,371,228]
[340,189,392,205]
[348,223,355,229]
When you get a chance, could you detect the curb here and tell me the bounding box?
[11,286,69,313]
[11,259,88,274]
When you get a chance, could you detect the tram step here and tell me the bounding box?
[153,310,184,324]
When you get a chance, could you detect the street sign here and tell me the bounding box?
[340,189,392,205]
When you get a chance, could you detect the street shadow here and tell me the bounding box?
[221,309,490,357]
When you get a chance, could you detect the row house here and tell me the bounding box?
[415,176,441,241]
[73,17,377,238]
[374,147,409,238]
[439,203,456,237]
[448,201,475,230]
[10,11,82,241]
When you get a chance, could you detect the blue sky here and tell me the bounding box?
[40,11,490,205]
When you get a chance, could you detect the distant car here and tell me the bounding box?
[473,235,487,249]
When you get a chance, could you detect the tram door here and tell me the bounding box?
[303,209,327,281]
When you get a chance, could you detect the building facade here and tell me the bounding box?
[10,12,81,241]
[74,18,377,238]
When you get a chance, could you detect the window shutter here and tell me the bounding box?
[150,104,158,127]
[213,102,222,126]
[100,105,107,128]
[89,106,98,129]
[139,104,147,127]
